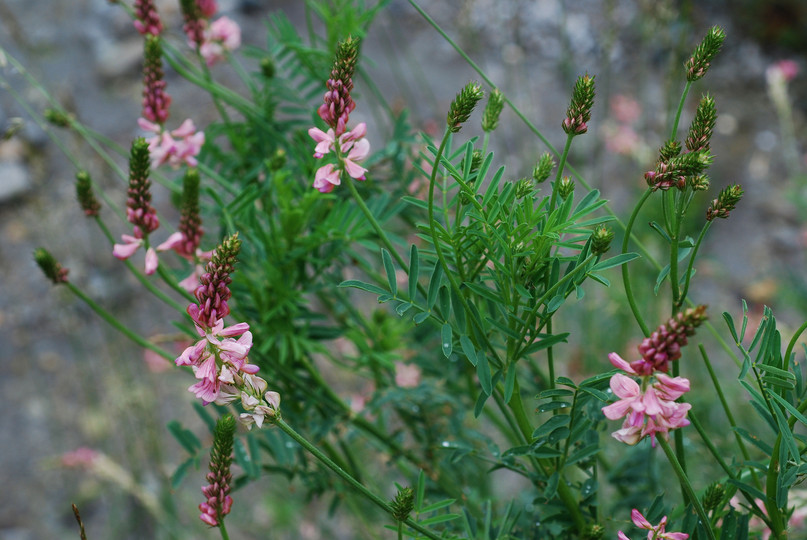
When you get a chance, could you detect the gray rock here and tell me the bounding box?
[0,161,31,202]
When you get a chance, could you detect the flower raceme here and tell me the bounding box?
[618,509,689,540]
[309,122,370,193]
[602,370,692,446]
[139,118,205,169]
[175,234,280,429]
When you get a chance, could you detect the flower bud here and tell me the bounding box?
[706,184,743,221]
[702,482,726,512]
[686,94,717,152]
[557,176,575,199]
[515,178,534,199]
[267,148,286,171]
[481,88,505,132]
[532,153,555,183]
[391,486,415,522]
[590,225,614,256]
[75,171,101,217]
[34,247,69,284]
[44,108,73,128]
[685,26,726,82]
[562,74,595,135]
[199,414,236,527]
[260,57,275,79]
[689,174,710,191]
[447,81,484,133]
[659,139,682,161]
[582,524,605,540]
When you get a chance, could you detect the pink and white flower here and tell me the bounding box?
[200,16,241,66]
[618,509,689,540]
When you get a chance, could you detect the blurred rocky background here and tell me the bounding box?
[1,0,805,538]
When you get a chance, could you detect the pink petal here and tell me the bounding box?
[609,373,641,399]
[343,158,367,180]
[602,399,636,420]
[347,137,370,161]
[156,231,185,252]
[611,425,643,445]
[219,322,250,337]
[617,533,631,540]
[113,237,142,259]
[631,509,653,529]
[144,247,159,275]
[137,117,162,133]
[172,119,197,138]
[608,352,637,374]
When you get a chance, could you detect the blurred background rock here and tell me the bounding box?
[0,0,804,538]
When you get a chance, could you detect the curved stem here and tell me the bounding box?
[657,436,716,540]
[275,418,443,540]
[548,134,574,212]
[621,188,653,337]
[65,283,174,360]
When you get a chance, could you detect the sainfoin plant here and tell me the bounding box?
[10,1,807,538]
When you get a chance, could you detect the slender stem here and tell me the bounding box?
[670,81,693,141]
[783,320,807,384]
[765,437,788,539]
[218,521,230,540]
[345,178,408,272]
[64,283,174,360]
[548,134,574,212]
[677,222,712,308]
[621,188,653,337]
[275,419,442,540]
[155,263,196,303]
[657,437,716,540]
[689,414,773,529]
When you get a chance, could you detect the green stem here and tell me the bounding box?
[275,419,442,540]
[621,188,653,337]
[155,263,196,303]
[677,222,712,308]
[689,414,773,529]
[670,81,693,140]
[64,283,174,360]
[345,178,409,272]
[548,134,574,212]
[218,521,230,540]
[657,437,716,540]
[765,437,788,539]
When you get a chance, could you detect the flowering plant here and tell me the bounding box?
[10,2,807,539]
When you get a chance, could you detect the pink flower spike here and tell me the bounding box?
[144,247,159,275]
[313,163,341,193]
[113,235,143,260]
[627,509,689,540]
[309,127,336,158]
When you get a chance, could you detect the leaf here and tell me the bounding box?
[420,513,461,526]
[339,279,388,295]
[451,287,466,330]
[381,249,397,296]
[167,420,202,454]
[441,323,453,358]
[474,389,490,418]
[419,498,456,514]
[723,311,739,343]
[504,365,516,403]
[427,264,443,309]
[460,335,477,366]
[170,456,198,489]
[589,252,639,272]
[408,245,419,300]
[477,352,492,395]
[546,294,565,313]
[769,391,807,426]
[522,333,571,356]
[413,311,430,325]
[532,415,570,439]
[556,376,577,388]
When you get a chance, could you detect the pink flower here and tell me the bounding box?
[342,138,370,180]
[61,447,100,468]
[395,362,422,388]
[602,372,691,446]
[113,234,159,275]
[618,509,689,540]
[767,59,799,83]
[309,127,336,158]
[197,0,218,18]
[200,17,241,66]
[141,118,205,168]
[313,163,341,193]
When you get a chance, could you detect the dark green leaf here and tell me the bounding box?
[408,244,419,300]
[441,323,453,358]
[339,280,388,295]
[381,249,397,296]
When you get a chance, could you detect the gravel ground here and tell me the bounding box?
[1,1,805,538]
